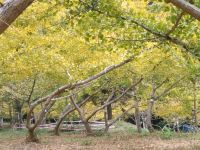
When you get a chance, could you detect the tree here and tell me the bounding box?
[25,56,134,142]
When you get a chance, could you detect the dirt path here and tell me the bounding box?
[0,134,200,150]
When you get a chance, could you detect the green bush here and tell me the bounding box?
[161,126,173,139]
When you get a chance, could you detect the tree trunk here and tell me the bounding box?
[0,102,3,128]
[83,120,93,135]
[0,0,34,34]
[54,106,73,135]
[141,112,147,129]
[69,96,93,135]
[54,117,64,136]
[40,103,46,125]
[26,128,39,143]
[8,103,13,127]
[13,99,23,127]
[192,80,198,125]
[192,98,198,125]
[135,101,141,133]
[173,116,179,132]
[0,117,3,128]
[107,104,112,120]
[146,99,154,132]
[104,103,109,133]
[104,124,109,133]
[25,110,40,143]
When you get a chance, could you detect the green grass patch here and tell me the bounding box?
[0,128,50,140]
[0,128,27,139]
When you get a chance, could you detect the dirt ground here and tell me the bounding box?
[0,133,200,150]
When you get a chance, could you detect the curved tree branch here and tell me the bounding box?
[0,0,34,34]
[166,0,200,21]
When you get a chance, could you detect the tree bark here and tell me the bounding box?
[0,117,3,128]
[26,128,39,143]
[0,101,3,128]
[135,100,141,133]
[54,117,64,136]
[0,0,34,34]
[192,79,198,125]
[8,103,13,127]
[82,119,93,135]
[13,99,23,127]
[107,104,112,120]
[104,102,109,133]
[166,0,200,21]
[146,99,154,132]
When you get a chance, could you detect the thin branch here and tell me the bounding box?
[105,37,157,42]
[156,78,169,90]
[154,76,185,100]
[166,11,185,35]
[26,77,37,106]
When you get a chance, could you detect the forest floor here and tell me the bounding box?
[0,121,200,150]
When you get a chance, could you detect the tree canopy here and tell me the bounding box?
[0,0,199,143]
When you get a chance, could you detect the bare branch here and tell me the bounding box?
[27,77,37,106]
[166,11,185,35]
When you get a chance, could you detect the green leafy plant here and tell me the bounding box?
[161,126,173,139]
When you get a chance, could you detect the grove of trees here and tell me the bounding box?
[0,0,199,143]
